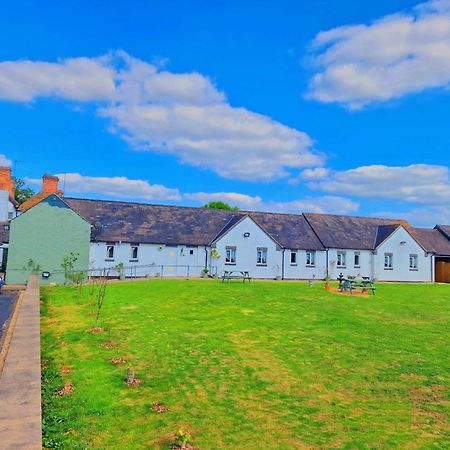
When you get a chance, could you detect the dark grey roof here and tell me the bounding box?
[211,215,245,243]
[61,197,450,253]
[63,198,324,250]
[64,198,235,246]
[303,213,409,250]
[249,212,324,250]
[435,225,450,241]
[411,228,450,256]
[374,224,400,248]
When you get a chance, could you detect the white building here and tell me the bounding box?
[61,196,450,283]
[7,174,450,283]
[0,166,18,272]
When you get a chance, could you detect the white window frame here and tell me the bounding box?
[354,252,360,268]
[256,247,268,266]
[130,245,139,261]
[384,253,393,269]
[225,246,236,265]
[409,254,418,270]
[306,251,316,267]
[337,251,346,268]
[290,251,297,265]
[106,244,115,261]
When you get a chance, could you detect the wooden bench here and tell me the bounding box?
[339,277,376,295]
[222,270,251,283]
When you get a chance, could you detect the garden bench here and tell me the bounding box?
[339,277,376,295]
[222,270,251,283]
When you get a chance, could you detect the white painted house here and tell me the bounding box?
[60,196,445,283]
[373,225,433,282]
[5,173,450,283]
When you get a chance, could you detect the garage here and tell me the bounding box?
[435,258,450,283]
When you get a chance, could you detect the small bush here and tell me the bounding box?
[174,428,192,447]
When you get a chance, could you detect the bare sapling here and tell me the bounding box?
[94,268,110,326]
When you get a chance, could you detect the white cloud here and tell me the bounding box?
[183,191,262,209]
[0,154,11,167]
[0,51,322,181]
[374,205,450,227]
[25,173,181,202]
[308,164,450,204]
[307,0,450,108]
[25,171,358,215]
[266,196,359,215]
[0,56,116,102]
[289,167,330,184]
[184,191,358,215]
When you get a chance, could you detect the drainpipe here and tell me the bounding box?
[431,253,435,283]
[281,249,285,280]
[326,248,329,278]
[204,246,208,272]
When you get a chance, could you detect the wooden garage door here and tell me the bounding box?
[435,261,450,283]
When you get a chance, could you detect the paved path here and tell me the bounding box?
[0,275,41,449]
[0,292,19,342]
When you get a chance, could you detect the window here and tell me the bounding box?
[384,253,393,269]
[130,245,139,261]
[337,251,346,267]
[354,252,360,267]
[225,246,236,264]
[409,254,418,270]
[190,249,194,255]
[257,247,267,265]
[306,251,316,266]
[3,224,9,231]
[106,245,115,260]
[290,251,297,265]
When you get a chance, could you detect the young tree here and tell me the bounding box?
[202,201,240,211]
[61,252,80,284]
[13,177,35,204]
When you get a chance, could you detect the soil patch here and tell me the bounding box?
[152,403,168,413]
[55,381,74,396]
[328,286,369,297]
[60,366,72,376]
[101,341,117,348]
[87,327,104,334]
[109,357,126,365]
[126,378,143,387]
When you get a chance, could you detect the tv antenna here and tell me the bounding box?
[13,159,23,178]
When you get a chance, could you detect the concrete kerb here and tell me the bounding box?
[0,275,42,450]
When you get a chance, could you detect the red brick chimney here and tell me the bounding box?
[42,174,63,196]
[0,166,15,197]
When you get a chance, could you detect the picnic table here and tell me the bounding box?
[222,270,251,283]
[339,276,376,295]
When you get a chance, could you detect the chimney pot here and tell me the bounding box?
[0,166,15,198]
[42,174,62,196]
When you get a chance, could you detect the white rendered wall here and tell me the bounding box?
[327,249,374,280]
[212,217,282,278]
[0,191,9,221]
[283,249,327,280]
[89,242,208,278]
[374,227,432,282]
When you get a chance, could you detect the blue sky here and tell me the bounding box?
[0,0,449,226]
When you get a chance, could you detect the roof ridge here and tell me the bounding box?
[305,211,408,223]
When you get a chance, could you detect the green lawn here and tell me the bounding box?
[41,280,449,449]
